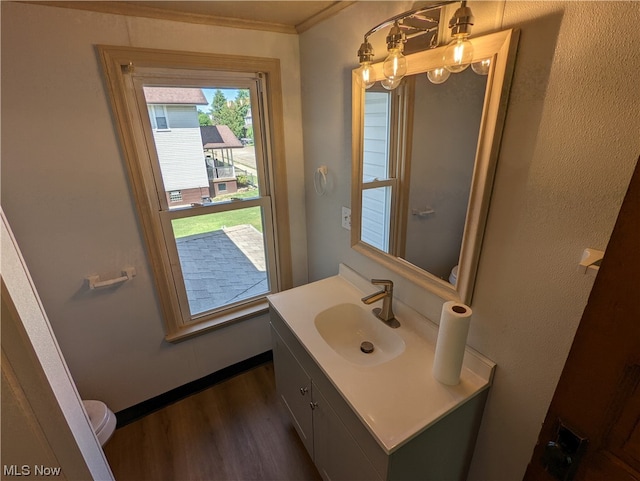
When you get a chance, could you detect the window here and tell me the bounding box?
[149,105,169,130]
[99,47,292,341]
[361,88,396,253]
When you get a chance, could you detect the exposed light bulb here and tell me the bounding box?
[383,48,407,81]
[426,67,451,85]
[471,58,491,75]
[356,62,376,89]
[356,39,376,89]
[444,35,474,73]
[381,76,402,90]
[445,2,475,73]
[382,22,407,83]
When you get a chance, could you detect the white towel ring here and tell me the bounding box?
[314,166,328,195]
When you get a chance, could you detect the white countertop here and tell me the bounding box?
[267,264,495,454]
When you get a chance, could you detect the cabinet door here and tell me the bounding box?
[272,327,314,457]
[313,385,382,481]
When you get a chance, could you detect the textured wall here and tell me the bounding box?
[1,2,308,411]
[300,2,639,480]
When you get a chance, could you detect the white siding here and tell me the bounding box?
[361,186,391,252]
[166,105,201,128]
[362,92,390,182]
[151,106,208,191]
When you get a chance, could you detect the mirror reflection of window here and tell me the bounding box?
[361,90,394,252]
[362,91,391,182]
[362,186,392,252]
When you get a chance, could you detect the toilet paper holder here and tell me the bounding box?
[86,267,136,289]
[577,248,604,277]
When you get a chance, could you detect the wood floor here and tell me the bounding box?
[104,362,322,481]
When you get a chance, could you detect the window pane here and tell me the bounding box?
[172,206,269,317]
[143,86,259,209]
[363,91,391,182]
[361,186,392,253]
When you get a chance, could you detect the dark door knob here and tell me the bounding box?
[543,441,573,478]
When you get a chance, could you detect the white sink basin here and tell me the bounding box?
[314,303,406,366]
[268,264,496,453]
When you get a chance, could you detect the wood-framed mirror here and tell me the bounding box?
[351,29,519,304]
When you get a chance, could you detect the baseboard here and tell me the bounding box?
[114,350,273,428]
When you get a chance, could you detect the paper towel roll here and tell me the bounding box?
[432,301,472,385]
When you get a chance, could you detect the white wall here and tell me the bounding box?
[1,2,308,411]
[300,2,640,480]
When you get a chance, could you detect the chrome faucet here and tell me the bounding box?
[361,279,400,328]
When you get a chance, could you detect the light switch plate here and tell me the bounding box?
[342,207,351,230]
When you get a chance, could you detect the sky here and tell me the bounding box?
[201,88,242,110]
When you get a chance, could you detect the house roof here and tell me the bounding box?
[143,87,208,105]
[200,125,243,149]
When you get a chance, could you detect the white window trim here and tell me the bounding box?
[98,46,293,341]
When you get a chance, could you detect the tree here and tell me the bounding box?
[198,110,212,126]
[210,90,228,125]
[235,90,251,140]
[209,89,251,140]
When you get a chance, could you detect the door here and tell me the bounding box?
[312,384,382,481]
[1,211,114,480]
[271,326,314,457]
[525,157,640,481]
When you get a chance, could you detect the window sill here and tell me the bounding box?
[164,299,270,343]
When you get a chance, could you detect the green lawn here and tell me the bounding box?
[172,190,263,238]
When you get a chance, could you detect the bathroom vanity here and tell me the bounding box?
[268,265,495,481]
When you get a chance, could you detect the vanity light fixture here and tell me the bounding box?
[357,1,488,89]
[356,1,451,90]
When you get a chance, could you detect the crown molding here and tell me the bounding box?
[22,1,355,35]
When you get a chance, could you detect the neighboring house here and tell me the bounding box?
[143,86,210,206]
[200,125,243,196]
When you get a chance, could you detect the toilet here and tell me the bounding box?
[449,265,459,286]
[82,400,116,446]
